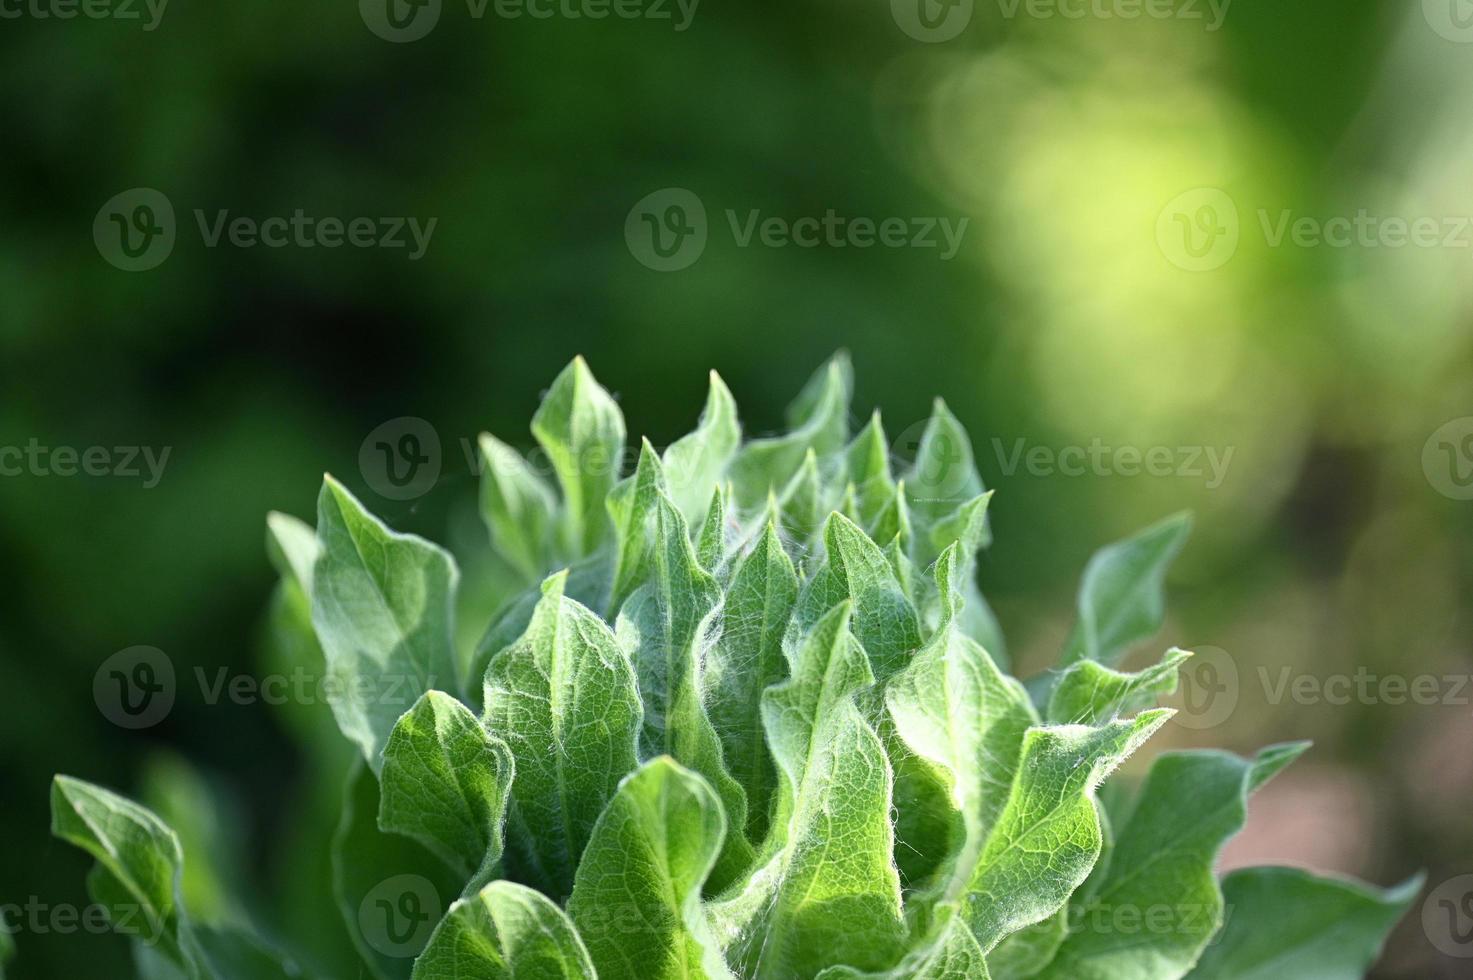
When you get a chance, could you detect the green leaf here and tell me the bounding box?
[1033,743,1307,979]
[1062,513,1192,667]
[817,916,990,980]
[729,356,850,509]
[664,371,741,526]
[312,475,461,771]
[413,880,596,980]
[605,439,669,612]
[136,925,306,980]
[924,491,992,566]
[985,912,1068,979]
[191,927,305,980]
[911,491,1003,665]
[795,512,922,685]
[776,449,825,545]
[953,710,1171,952]
[266,511,319,596]
[1045,649,1192,726]
[1186,867,1421,980]
[531,356,627,556]
[786,350,854,431]
[846,411,896,530]
[703,518,799,844]
[379,691,515,892]
[567,758,734,980]
[51,776,189,970]
[481,571,642,900]
[53,778,302,980]
[713,602,906,979]
[885,546,1038,900]
[466,553,612,703]
[868,480,913,555]
[958,585,1006,671]
[264,512,347,761]
[138,753,246,928]
[884,533,919,606]
[616,494,754,890]
[904,400,986,553]
[477,433,559,583]
[697,481,732,575]
[333,763,461,980]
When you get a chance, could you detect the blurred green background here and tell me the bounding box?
[3,0,1472,976]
